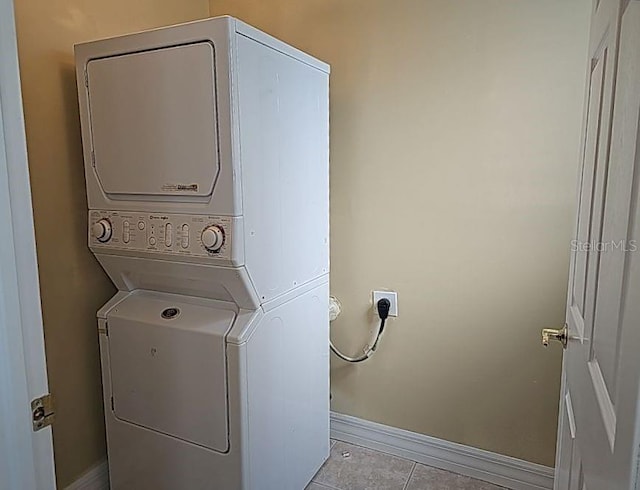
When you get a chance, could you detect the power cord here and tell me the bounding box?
[329,298,391,363]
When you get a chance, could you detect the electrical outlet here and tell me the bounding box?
[372,291,398,317]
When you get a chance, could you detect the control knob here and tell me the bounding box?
[92,219,112,243]
[201,225,224,252]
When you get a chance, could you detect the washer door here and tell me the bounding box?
[106,291,235,452]
[86,42,219,199]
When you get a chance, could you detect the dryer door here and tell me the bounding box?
[86,42,219,199]
[106,291,234,452]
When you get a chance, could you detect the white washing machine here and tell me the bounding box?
[74,16,330,490]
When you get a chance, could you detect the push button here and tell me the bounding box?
[181,224,190,249]
[165,223,173,247]
[123,221,130,243]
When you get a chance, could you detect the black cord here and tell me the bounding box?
[329,298,391,362]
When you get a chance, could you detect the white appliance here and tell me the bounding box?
[75,16,330,490]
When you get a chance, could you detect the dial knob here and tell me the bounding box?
[92,219,112,243]
[201,225,224,252]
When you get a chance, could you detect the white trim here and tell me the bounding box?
[330,412,554,490]
[0,0,55,488]
[65,461,109,490]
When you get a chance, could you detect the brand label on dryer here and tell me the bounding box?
[161,183,199,192]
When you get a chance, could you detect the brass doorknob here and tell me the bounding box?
[542,325,568,349]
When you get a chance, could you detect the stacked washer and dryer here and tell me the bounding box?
[75,16,330,490]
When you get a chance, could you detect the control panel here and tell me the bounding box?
[89,211,236,260]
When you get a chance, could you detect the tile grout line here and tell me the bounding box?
[332,437,415,465]
[311,481,343,490]
[311,441,343,490]
[313,440,416,490]
[401,462,417,490]
[314,438,514,490]
[310,441,338,489]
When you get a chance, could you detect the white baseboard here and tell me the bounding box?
[63,415,553,490]
[330,412,554,490]
[65,460,109,490]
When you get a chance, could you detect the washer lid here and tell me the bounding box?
[86,42,219,199]
[106,291,235,452]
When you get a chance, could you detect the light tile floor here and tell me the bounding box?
[307,440,506,490]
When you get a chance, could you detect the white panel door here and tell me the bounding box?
[553,1,640,489]
[0,0,56,488]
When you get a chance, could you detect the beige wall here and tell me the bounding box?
[208,0,590,466]
[13,1,208,486]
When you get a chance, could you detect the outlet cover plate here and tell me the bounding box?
[372,291,398,317]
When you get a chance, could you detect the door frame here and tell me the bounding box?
[0,0,56,488]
